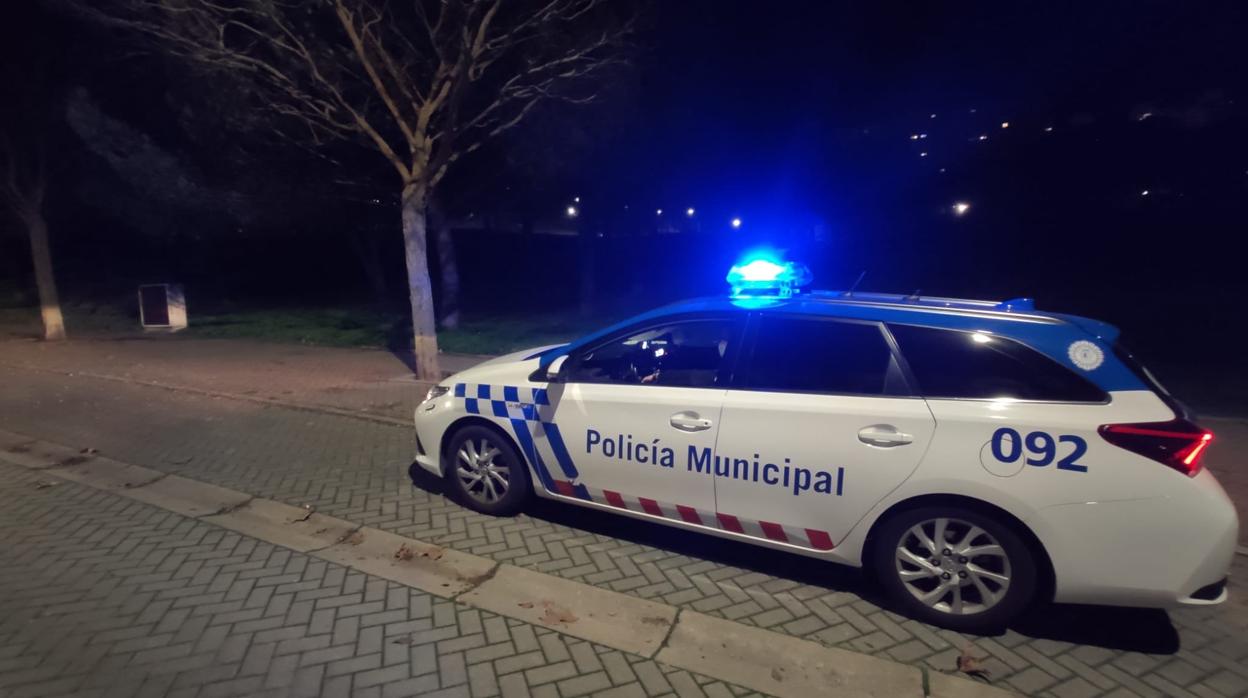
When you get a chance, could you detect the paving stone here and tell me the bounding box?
[0,460,761,698]
[1,358,1245,698]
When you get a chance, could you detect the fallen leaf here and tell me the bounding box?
[518,601,535,609]
[394,544,416,561]
[770,667,784,682]
[956,644,992,681]
[80,447,98,455]
[291,504,314,523]
[342,531,365,546]
[538,601,577,626]
[420,546,444,561]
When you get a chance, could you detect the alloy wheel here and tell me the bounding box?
[455,437,511,504]
[894,516,1012,615]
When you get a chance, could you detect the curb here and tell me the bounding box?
[0,427,1014,698]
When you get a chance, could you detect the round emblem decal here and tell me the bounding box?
[1067,340,1104,371]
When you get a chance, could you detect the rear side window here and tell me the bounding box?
[741,316,909,396]
[888,324,1106,402]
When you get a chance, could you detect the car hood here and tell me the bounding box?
[444,344,565,386]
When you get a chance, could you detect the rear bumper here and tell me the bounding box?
[1034,468,1238,608]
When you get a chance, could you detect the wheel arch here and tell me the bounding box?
[440,415,544,488]
[862,493,1057,602]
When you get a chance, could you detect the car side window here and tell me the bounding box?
[566,319,737,388]
[888,324,1107,402]
[740,316,909,396]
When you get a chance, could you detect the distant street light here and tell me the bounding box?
[656,209,663,215]
[1001,122,1010,129]
[566,205,578,218]
[952,202,971,216]
[573,196,580,203]
[731,217,742,229]
[686,207,695,217]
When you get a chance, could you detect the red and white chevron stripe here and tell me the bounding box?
[552,480,835,551]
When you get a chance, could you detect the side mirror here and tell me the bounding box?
[544,355,569,382]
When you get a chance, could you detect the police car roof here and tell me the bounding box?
[632,290,1119,340]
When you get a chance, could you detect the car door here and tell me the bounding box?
[711,314,935,550]
[540,315,742,520]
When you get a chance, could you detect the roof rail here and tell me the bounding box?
[995,297,1036,312]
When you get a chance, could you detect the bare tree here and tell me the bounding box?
[84,0,633,378]
[1,133,66,341]
[1,16,66,342]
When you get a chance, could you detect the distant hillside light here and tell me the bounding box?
[1001,121,1010,129]
[1141,190,1150,197]
[566,205,578,218]
[686,207,696,217]
[656,208,663,215]
[953,202,971,216]
[731,217,742,229]
[978,134,988,141]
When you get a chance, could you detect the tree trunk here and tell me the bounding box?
[24,210,65,341]
[401,187,441,380]
[428,198,461,330]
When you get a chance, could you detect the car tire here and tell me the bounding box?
[871,505,1036,633]
[445,425,531,516]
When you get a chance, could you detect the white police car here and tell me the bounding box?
[413,259,1237,631]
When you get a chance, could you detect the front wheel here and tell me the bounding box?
[445,426,531,516]
[871,506,1036,633]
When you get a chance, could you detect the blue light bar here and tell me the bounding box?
[726,256,812,298]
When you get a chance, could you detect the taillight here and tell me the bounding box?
[1098,419,1214,477]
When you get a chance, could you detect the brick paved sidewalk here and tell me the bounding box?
[0,459,770,698]
[0,336,489,423]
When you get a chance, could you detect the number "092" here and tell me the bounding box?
[991,428,1089,473]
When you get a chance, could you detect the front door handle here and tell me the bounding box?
[857,424,914,447]
[670,411,713,432]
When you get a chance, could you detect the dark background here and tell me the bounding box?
[2,1,1245,379]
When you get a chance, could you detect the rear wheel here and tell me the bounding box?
[871,505,1036,633]
[445,425,530,516]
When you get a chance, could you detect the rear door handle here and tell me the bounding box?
[670,411,713,432]
[857,425,914,447]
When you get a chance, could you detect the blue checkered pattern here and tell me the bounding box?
[454,383,549,420]
[453,383,584,498]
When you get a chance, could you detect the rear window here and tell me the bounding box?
[740,316,910,396]
[888,324,1107,402]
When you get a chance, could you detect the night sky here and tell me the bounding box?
[3,1,1246,364]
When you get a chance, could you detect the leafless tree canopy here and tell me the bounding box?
[86,0,633,197]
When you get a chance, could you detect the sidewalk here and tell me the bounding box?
[0,335,486,423]
[0,457,771,698]
[0,436,1009,698]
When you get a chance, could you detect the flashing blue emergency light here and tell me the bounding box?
[726,256,812,299]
